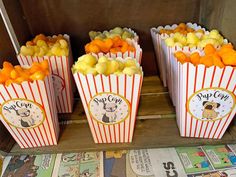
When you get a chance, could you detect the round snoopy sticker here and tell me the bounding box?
[52,74,65,97]
[187,88,236,121]
[0,99,45,129]
[88,93,130,125]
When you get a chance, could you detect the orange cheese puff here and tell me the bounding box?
[187,27,194,33]
[178,23,187,29]
[110,47,121,53]
[190,52,200,65]
[10,69,19,79]
[33,34,47,44]
[85,43,90,53]
[29,62,42,74]
[174,51,190,63]
[112,37,123,47]
[92,39,104,48]
[217,43,234,57]
[212,54,225,68]
[0,72,8,84]
[221,51,236,66]
[121,41,129,53]
[200,55,214,67]
[159,29,166,34]
[104,38,113,49]
[204,44,216,55]
[88,44,100,53]
[40,60,49,71]
[30,71,45,81]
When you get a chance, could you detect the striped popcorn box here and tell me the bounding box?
[150,23,207,87]
[0,75,59,148]
[91,39,142,64]
[17,34,74,113]
[73,72,143,143]
[173,55,236,139]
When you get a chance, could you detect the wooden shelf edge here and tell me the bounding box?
[8,118,236,155]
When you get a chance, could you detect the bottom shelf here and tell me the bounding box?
[10,118,236,155]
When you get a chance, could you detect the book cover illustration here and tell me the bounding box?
[176,147,214,174]
[202,145,236,169]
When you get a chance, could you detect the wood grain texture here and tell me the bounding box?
[18,0,200,75]
[0,16,17,66]
[9,118,236,155]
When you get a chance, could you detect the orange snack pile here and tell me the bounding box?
[0,60,50,86]
[85,36,135,54]
[20,34,69,57]
[159,23,204,35]
[174,43,236,68]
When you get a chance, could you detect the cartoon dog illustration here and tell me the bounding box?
[15,108,35,128]
[202,101,220,120]
[102,102,117,123]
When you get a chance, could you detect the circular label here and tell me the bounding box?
[88,93,130,125]
[187,88,236,121]
[52,74,65,97]
[0,98,45,129]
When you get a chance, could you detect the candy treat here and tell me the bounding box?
[85,36,136,54]
[89,27,135,40]
[0,60,50,86]
[164,28,224,48]
[20,34,69,57]
[174,43,236,68]
[71,54,142,76]
[159,23,204,35]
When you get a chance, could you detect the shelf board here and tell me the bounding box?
[4,76,236,155]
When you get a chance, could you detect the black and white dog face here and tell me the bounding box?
[16,108,30,117]
[103,103,117,112]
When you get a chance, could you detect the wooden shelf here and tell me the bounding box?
[4,76,236,155]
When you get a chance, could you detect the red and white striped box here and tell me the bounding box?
[73,71,143,143]
[90,39,142,64]
[17,35,74,114]
[172,54,236,139]
[150,23,207,87]
[0,75,60,148]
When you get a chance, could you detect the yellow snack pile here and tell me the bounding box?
[0,60,50,86]
[164,28,224,48]
[20,34,69,57]
[72,54,142,76]
[89,27,135,40]
[174,43,236,68]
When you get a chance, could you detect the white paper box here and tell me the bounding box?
[0,75,59,148]
[73,72,143,143]
[172,57,236,139]
[17,35,74,113]
[150,23,207,87]
[90,39,142,64]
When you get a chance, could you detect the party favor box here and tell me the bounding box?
[174,60,236,139]
[73,73,143,143]
[150,23,206,87]
[0,75,59,148]
[17,34,74,113]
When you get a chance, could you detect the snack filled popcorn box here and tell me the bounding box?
[171,43,236,139]
[17,34,74,114]
[0,61,59,148]
[72,54,143,143]
[150,23,227,91]
[86,27,142,64]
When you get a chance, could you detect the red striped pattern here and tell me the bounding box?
[73,73,143,143]
[17,54,74,114]
[0,76,59,148]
